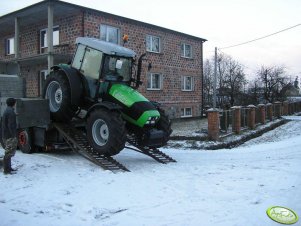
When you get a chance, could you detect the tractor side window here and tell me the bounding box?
[81,47,103,79]
[103,56,131,82]
[72,44,86,70]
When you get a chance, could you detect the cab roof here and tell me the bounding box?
[76,37,136,58]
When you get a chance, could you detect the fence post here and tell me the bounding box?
[231,106,241,134]
[266,103,273,121]
[207,109,220,141]
[258,104,266,124]
[247,105,256,129]
[274,101,282,118]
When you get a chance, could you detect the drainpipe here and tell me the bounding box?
[47,1,54,73]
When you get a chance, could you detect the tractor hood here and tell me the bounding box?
[108,84,160,127]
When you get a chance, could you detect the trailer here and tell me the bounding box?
[0,98,175,172]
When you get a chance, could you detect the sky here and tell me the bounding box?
[0,0,301,80]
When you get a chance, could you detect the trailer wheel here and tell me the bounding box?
[43,70,76,122]
[0,119,4,148]
[87,109,126,156]
[18,128,34,154]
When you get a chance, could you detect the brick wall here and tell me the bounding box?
[0,8,204,119]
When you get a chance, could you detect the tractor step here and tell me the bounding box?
[126,135,176,164]
[53,123,130,173]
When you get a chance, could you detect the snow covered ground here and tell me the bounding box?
[0,118,301,226]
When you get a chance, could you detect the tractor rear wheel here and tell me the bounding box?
[43,70,76,122]
[87,109,127,156]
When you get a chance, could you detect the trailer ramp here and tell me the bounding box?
[54,123,176,172]
[126,135,176,164]
[53,123,130,173]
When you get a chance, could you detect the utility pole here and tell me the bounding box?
[213,47,217,109]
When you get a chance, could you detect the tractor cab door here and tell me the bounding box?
[72,45,103,98]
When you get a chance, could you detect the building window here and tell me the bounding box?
[181,43,192,58]
[146,35,161,53]
[181,107,192,118]
[5,37,15,55]
[181,76,194,91]
[39,69,48,96]
[147,73,163,90]
[100,25,120,44]
[40,26,60,49]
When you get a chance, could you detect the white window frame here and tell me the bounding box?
[181,43,192,58]
[40,26,60,50]
[39,69,48,96]
[5,37,15,55]
[146,35,161,53]
[181,107,193,118]
[181,76,194,91]
[100,24,120,44]
[147,73,163,90]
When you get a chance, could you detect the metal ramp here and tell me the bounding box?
[126,135,176,164]
[53,123,176,173]
[53,123,130,173]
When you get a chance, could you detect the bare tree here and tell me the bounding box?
[224,58,247,106]
[203,59,214,106]
[257,66,289,102]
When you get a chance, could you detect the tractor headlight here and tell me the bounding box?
[146,116,159,125]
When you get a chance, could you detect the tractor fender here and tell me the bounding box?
[51,65,83,106]
[86,102,122,119]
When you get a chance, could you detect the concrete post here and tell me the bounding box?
[47,2,54,73]
[14,17,20,59]
[247,105,256,129]
[257,104,266,124]
[266,103,273,121]
[207,109,220,141]
[231,106,241,134]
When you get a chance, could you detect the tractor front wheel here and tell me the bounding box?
[86,109,127,156]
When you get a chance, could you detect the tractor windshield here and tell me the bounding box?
[103,56,132,82]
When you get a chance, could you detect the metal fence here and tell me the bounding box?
[220,109,232,133]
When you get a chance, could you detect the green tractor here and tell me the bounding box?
[43,37,172,156]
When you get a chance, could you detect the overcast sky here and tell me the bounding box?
[1,0,300,80]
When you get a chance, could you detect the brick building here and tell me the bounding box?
[0,0,206,119]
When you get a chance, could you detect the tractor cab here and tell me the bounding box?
[71,37,136,98]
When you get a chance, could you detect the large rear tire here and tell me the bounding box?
[43,70,76,122]
[87,109,127,156]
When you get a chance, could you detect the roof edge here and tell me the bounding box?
[0,0,207,42]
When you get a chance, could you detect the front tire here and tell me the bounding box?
[87,109,127,156]
[156,107,172,146]
[43,70,76,122]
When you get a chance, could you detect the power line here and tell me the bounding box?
[220,23,301,50]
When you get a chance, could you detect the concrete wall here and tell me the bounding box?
[0,75,24,98]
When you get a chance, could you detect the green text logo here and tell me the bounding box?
[267,206,299,225]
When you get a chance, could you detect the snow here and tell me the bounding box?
[1,119,301,226]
